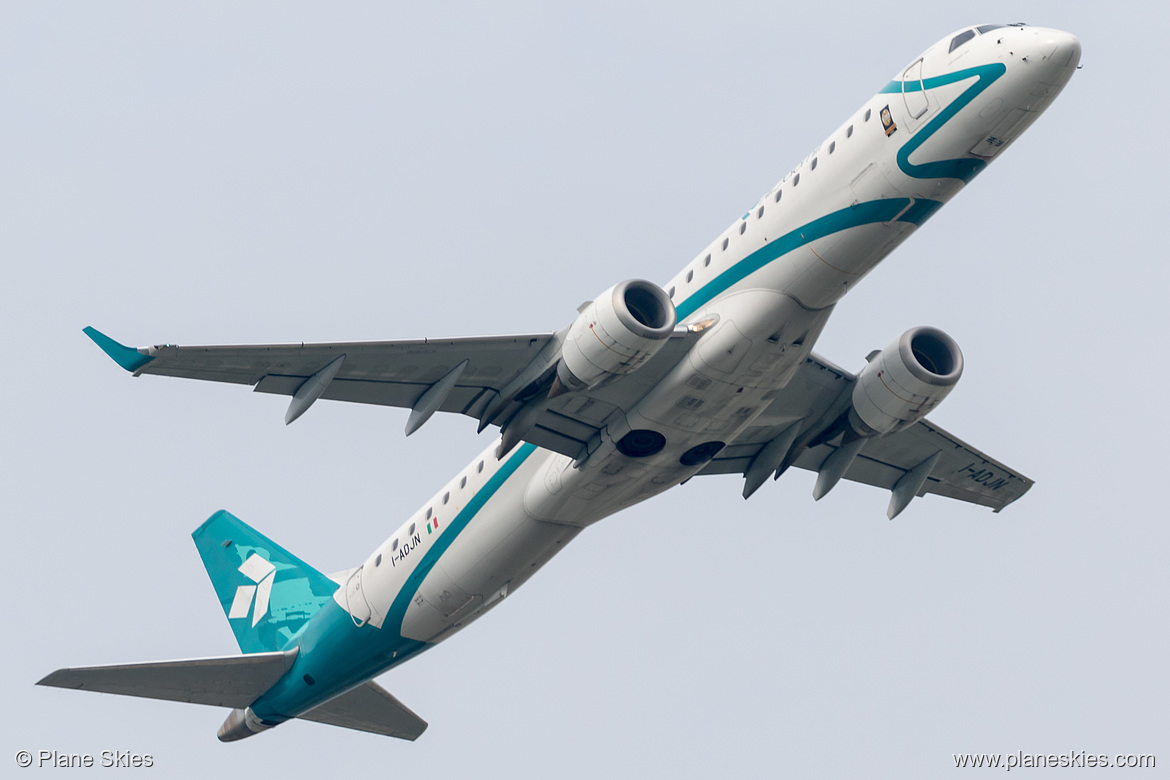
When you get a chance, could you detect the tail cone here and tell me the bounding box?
[217,707,273,742]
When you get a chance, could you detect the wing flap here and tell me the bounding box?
[136,334,553,390]
[253,374,490,413]
[298,680,427,741]
[725,422,1032,512]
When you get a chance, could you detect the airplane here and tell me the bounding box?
[41,23,1081,742]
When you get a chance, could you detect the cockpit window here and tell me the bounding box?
[976,24,1006,34]
[949,29,976,53]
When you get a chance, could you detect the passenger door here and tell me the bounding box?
[902,59,929,121]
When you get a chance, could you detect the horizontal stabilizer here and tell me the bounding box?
[299,680,428,741]
[37,650,297,709]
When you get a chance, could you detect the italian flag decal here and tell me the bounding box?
[427,517,440,534]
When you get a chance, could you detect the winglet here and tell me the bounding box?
[83,326,154,372]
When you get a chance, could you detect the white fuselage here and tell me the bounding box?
[335,23,1079,674]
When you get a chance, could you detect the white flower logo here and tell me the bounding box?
[227,554,276,627]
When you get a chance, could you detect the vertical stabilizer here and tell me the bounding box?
[192,510,338,654]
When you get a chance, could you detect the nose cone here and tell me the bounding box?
[1036,27,1082,69]
[1022,27,1081,88]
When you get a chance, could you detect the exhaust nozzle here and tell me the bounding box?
[217,707,273,742]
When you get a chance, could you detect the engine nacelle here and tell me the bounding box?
[849,326,963,436]
[556,279,677,392]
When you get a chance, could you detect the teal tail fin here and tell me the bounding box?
[192,510,338,654]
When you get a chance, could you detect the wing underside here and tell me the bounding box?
[85,327,701,462]
[87,329,1030,513]
[697,354,1032,513]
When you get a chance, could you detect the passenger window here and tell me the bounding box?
[738,222,746,234]
[668,286,675,298]
[864,109,871,121]
[704,253,711,266]
[686,270,693,283]
[442,492,450,505]
[949,29,976,53]
[828,141,835,154]
[375,554,382,567]
[846,125,854,138]
[721,238,729,250]
[810,157,817,170]
[793,173,800,187]
[460,476,467,488]
[391,539,398,551]
[774,190,782,202]
[756,206,764,218]
[477,461,484,473]
[425,507,432,520]
[409,523,415,536]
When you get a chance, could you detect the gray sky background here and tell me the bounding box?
[3,2,1165,777]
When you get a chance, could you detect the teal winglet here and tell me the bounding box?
[83,326,153,372]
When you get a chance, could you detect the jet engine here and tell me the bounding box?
[849,326,963,436]
[555,279,677,392]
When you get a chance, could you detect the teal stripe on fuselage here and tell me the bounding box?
[383,442,538,632]
[879,62,1007,183]
[674,197,940,320]
[250,443,538,723]
[673,62,1004,320]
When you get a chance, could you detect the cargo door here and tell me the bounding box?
[420,563,482,622]
[849,161,904,205]
[969,108,1033,158]
[345,567,372,627]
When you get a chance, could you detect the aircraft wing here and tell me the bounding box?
[698,353,1033,515]
[84,326,701,461]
